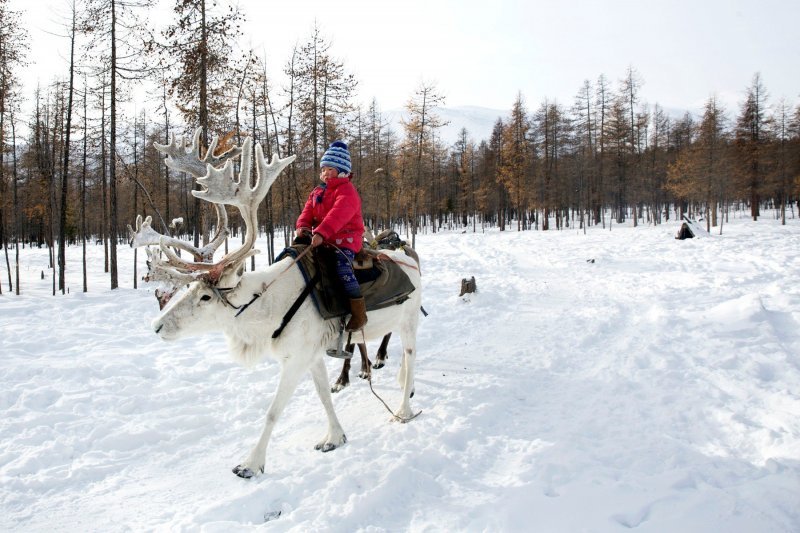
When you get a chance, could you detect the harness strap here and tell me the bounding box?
[271,271,319,339]
[214,286,242,310]
[232,245,314,320]
[234,292,260,317]
[375,252,420,271]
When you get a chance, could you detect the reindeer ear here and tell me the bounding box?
[236,264,245,277]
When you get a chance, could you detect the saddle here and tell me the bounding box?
[276,244,416,321]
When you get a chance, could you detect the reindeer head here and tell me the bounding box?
[129,129,295,340]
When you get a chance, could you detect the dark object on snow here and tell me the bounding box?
[264,510,282,522]
[675,216,710,240]
[375,229,405,250]
[460,276,477,296]
[676,223,695,239]
[587,259,595,263]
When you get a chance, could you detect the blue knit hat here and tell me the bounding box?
[320,140,352,175]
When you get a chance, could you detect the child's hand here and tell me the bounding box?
[292,228,312,246]
[311,234,324,247]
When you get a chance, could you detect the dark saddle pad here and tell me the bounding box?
[276,245,416,320]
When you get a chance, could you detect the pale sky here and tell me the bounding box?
[11,0,800,117]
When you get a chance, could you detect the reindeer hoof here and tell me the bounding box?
[372,361,385,369]
[331,381,348,393]
[315,434,347,452]
[232,465,262,478]
[358,371,371,380]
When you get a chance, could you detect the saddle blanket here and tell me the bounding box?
[276,245,416,320]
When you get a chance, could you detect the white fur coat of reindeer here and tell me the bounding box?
[129,130,421,478]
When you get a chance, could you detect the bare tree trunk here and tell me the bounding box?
[132,113,139,289]
[0,82,6,293]
[261,69,277,263]
[101,76,109,273]
[49,92,62,296]
[58,4,77,294]
[251,86,260,269]
[82,77,88,292]
[109,0,119,289]
[1,226,8,294]
[195,0,209,248]
[12,108,20,294]
[161,76,171,232]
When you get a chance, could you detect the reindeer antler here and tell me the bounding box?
[154,128,242,179]
[131,128,243,289]
[127,207,229,263]
[161,138,296,281]
[142,246,197,287]
[129,129,235,256]
[132,129,296,287]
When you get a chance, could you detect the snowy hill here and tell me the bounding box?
[2,213,800,531]
[385,105,506,145]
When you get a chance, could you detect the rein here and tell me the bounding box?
[360,330,422,423]
[215,245,314,318]
[376,252,420,271]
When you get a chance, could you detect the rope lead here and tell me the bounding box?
[361,331,421,422]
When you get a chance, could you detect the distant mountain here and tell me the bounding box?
[384,105,507,146]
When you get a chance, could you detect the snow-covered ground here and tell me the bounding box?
[2,212,799,532]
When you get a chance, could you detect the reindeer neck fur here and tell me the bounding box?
[215,257,333,367]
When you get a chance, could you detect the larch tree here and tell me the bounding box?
[402,81,445,247]
[769,98,792,225]
[83,0,154,289]
[648,103,671,223]
[0,0,29,294]
[572,79,595,231]
[498,93,531,231]
[619,66,644,226]
[294,23,357,187]
[595,73,612,226]
[56,0,81,295]
[735,72,769,221]
[606,95,629,223]
[665,112,696,219]
[695,95,729,230]
[790,105,800,216]
[154,0,245,246]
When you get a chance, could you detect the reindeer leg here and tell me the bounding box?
[331,356,352,393]
[232,359,306,479]
[309,356,347,452]
[357,343,372,381]
[394,330,417,422]
[372,333,391,369]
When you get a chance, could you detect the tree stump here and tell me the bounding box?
[459,276,477,296]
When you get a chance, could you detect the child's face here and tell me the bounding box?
[320,166,338,182]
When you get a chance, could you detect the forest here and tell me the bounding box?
[1,0,798,295]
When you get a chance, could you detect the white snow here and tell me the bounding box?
[2,212,799,532]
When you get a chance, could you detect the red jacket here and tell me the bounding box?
[296,175,365,253]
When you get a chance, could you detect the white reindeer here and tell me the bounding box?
[130,130,421,478]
